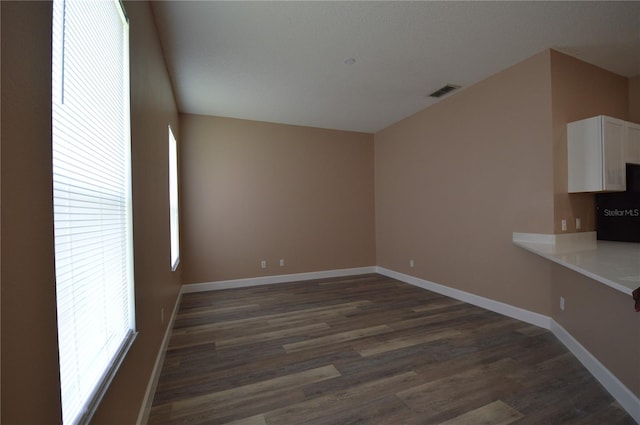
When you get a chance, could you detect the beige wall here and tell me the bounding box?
[548,54,638,400]
[180,114,376,284]
[551,265,640,397]
[374,51,554,315]
[374,48,638,399]
[1,2,182,424]
[1,2,62,423]
[550,50,629,233]
[1,4,638,422]
[92,2,182,423]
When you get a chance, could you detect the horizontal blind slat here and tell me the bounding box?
[52,1,134,424]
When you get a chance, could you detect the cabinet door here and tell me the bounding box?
[568,117,603,192]
[602,117,625,191]
[567,115,627,193]
[626,123,640,165]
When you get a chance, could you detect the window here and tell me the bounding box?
[168,125,180,270]
[51,1,136,424]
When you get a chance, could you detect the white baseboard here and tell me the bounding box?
[182,266,377,293]
[136,289,183,425]
[143,267,640,424]
[550,320,640,424]
[376,266,639,423]
[375,267,552,329]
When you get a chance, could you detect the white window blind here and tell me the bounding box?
[51,1,136,424]
[168,126,180,270]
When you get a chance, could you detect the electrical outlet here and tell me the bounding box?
[575,218,581,230]
[560,297,565,311]
[261,260,267,269]
[561,219,567,232]
[280,259,285,267]
[409,259,414,268]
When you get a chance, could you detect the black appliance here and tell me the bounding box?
[596,164,640,242]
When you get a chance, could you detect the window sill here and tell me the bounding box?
[171,257,180,272]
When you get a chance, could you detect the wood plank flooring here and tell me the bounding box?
[149,274,635,425]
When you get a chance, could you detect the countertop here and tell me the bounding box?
[513,232,640,296]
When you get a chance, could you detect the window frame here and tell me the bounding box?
[168,124,181,271]
[51,1,136,423]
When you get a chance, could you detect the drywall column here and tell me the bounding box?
[1,1,63,423]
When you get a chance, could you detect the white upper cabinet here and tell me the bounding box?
[626,122,640,165]
[568,115,626,193]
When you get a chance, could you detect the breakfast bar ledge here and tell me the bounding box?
[513,231,640,297]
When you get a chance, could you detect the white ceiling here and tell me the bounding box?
[151,1,640,133]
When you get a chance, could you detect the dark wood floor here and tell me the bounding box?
[149,274,635,425]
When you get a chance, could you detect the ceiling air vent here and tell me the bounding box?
[428,84,460,98]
